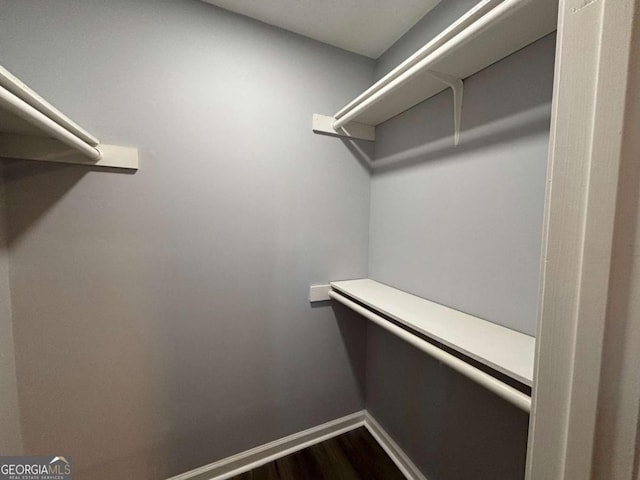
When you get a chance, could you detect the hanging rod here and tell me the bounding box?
[332,0,537,130]
[333,0,499,122]
[329,290,532,412]
[0,85,101,160]
[0,66,99,147]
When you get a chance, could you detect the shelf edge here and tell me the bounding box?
[331,279,534,386]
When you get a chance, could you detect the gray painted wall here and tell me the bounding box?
[370,34,554,336]
[367,326,530,480]
[0,0,372,477]
[0,169,22,455]
[366,2,556,478]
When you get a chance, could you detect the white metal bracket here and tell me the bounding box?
[427,71,464,146]
[312,114,375,142]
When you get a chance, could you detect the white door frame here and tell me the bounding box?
[526,0,640,479]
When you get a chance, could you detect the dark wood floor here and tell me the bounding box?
[230,427,406,480]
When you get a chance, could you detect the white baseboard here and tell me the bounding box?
[364,413,428,480]
[167,410,427,480]
[167,411,366,480]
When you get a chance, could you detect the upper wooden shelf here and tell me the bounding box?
[313,0,558,142]
[0,65,138,170]
[331,279,535,386]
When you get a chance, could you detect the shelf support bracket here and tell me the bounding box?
[427,71,463,146]
[311,114,375,142]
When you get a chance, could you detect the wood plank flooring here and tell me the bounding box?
[229,427,406,480]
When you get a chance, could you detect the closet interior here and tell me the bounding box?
[2,0,612,479]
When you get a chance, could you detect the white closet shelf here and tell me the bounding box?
[330,279,535,387]
[312,0,558,142]
[0,66,138,170]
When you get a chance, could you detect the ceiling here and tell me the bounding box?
[201,0,441,59]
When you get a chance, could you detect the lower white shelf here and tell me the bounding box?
[330,279,535,387]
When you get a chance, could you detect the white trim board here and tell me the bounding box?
[0,135,139,170]
[364,413,428,480]
[166,410,428,480]
[526,0,640,478]
[311,114,375,142]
